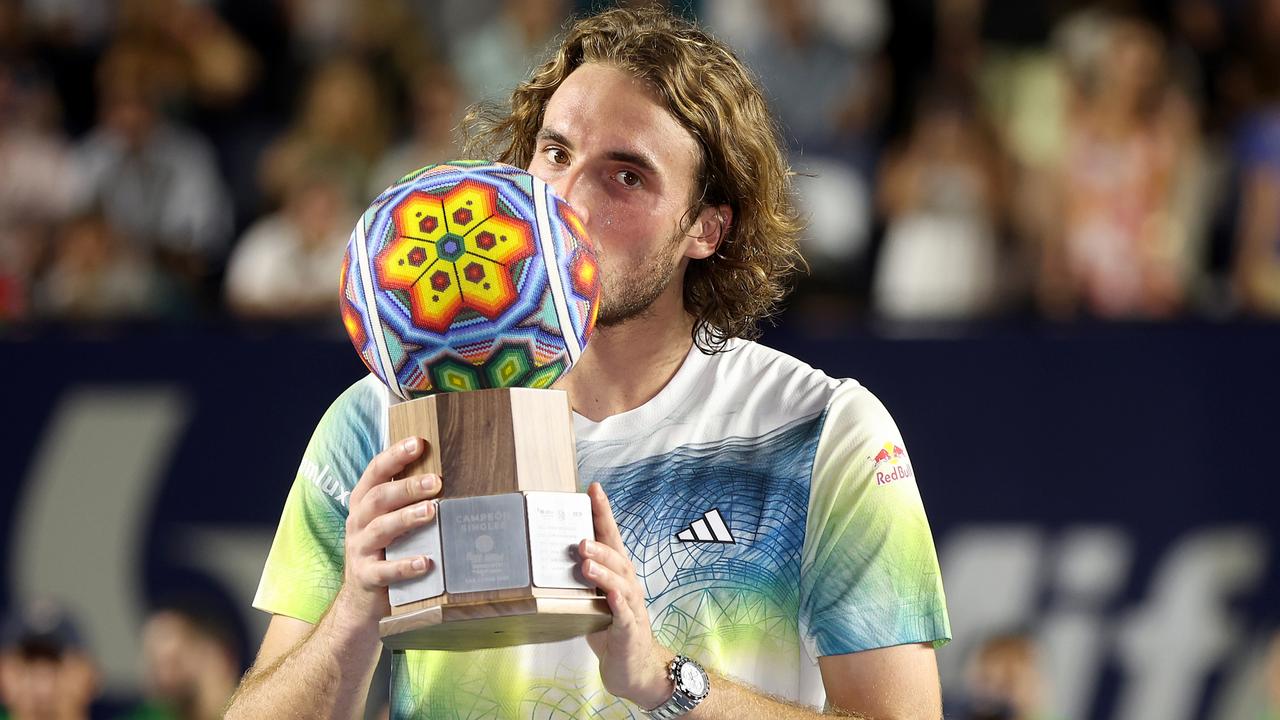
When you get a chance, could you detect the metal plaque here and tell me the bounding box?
[386,515,444,606]
[526,491,594,590]
[440,494,530,594]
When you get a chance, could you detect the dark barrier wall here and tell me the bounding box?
[2,323,1277,720]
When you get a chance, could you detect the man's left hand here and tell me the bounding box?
[578,481,675,710]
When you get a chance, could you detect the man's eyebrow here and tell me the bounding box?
[605,149,660,177]
[536,127,661,177]
[536,128,573,147]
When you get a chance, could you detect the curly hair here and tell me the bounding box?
[464,7,805,353]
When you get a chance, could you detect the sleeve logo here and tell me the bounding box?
[869,442,914,486]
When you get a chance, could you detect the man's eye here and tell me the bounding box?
[545,147,568,165]
[615,170,641,187]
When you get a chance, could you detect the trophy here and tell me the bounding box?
[339,161,608,651]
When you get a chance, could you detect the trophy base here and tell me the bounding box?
[380,595,612,651]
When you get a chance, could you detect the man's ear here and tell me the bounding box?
[683,203,733,260]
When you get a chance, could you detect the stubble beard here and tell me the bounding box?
[595,228,685,328]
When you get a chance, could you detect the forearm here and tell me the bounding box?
[226,594,383,719]
[686,672,865,719]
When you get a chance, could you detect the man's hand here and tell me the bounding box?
[578,482,675,710]
[339,436,442,626]
[227,437,443,720]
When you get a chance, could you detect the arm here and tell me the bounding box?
[818,643,941,718]
[226,437,442,719]
[578,483,943,720]
[225,608,379,720]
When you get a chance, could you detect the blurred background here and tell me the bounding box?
[1,0,1278,718]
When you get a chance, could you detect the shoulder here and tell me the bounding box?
[291,375,388,509]
[153,122,216,155]
[323,374,387,429]
[819,380,898,438]
[73,129,122,166]
[230,215,294,256]
[705,339,844,418]
[309,375,389,456]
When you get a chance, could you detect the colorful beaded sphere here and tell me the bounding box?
[340,161,600,398]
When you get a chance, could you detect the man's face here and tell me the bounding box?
[141,611,195,701]
[0,649,97,719]
[528,62,713,327]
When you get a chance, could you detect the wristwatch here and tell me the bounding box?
[645,655,710,719]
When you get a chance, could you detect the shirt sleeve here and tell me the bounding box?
[799,381,950,657]
[253,377,386,624]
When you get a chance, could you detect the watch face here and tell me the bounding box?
[678,660,708,698]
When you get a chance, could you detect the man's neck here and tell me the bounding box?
[559,297,696,423]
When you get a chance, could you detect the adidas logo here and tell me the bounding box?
[675,509,735,544]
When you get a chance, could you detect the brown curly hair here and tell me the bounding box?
[464,7,805,353]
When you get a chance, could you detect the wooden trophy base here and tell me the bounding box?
[381,388,610,651]
[380,593,612,651]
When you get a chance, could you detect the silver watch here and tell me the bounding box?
[646,655,710,719]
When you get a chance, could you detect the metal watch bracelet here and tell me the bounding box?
[645,656,708,719]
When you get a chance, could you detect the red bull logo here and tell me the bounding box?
[869,442,913,485]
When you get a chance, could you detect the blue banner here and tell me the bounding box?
[2,322,1277,720]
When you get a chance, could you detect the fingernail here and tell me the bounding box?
[414,502,431,519]
[411,557,426,571]
[585,559,598,577]
[420,475,439,493]
[403,438,418,454]
[583,540,595,556]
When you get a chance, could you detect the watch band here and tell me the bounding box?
[645,656,708,719]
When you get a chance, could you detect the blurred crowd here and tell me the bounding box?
[3,0,1280,329]
[1,599,244,720]
[4,599,1280,719]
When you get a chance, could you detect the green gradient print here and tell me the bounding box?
[392,644,636,719]
[801,383,950,656]
[255,376,384,623]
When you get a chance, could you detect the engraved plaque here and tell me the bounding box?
[386,512,444,606]
[440,494,530,594]
[526,491,593,590]
[379,389,611,650]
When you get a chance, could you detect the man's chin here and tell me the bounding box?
[595,300,659,329]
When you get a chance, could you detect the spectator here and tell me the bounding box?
[449,0,570,106]
[1230,0,1280,316]
[704,0,888,159]
[1263,629,1280,720]
[70,42,233,311]
[873,88,1009,322]
[368,63,465,198]
[280,0,353,61]
[119,601,244,720]
[0,49,75,322]
[163,2,258,110]
[0,601,99,720]
[1041,13,1199,320]
[960,631,1056,720]
[259,56,388,210]
[225,164,352,320]
[33,209,162,320]
[973,2,1069,314]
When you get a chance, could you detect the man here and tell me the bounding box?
[228,7,949,719]
[0,601,99,720]
[122,600,244,720]
[960,632,1053,720]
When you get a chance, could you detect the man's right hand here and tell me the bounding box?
[227,437,440,719]
[338,436,442,626]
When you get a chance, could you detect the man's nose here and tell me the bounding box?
[548,169,590,225]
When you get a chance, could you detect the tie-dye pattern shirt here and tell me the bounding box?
[254,339,950,718]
